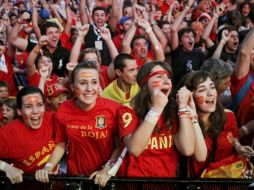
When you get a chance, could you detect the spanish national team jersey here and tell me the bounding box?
[118,106,180,177]
[0,112,56,173]
[55,97,120,175]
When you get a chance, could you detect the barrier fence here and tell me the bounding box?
[0,175,254,190]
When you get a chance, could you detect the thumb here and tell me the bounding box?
[89,171,98,180]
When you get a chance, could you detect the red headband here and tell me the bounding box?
[140,70,171,86]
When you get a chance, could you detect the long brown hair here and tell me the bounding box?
[131,61,176,129]
[176,71,226,137]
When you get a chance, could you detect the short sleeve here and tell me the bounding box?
[118,106,140,140]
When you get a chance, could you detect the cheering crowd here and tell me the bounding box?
[0,0,254,189]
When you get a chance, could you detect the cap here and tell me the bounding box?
[119,16,131,25]
[198,13,211,21]
[46,83,68,97]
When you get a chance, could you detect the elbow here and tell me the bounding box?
[126,146,143,158]
[180,147,194,157]
[194,149,207,162]
[239,46,250,56]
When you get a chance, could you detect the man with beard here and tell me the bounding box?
[8,12,70,77]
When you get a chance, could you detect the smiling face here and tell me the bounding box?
[71,68,100,110]
[46,26,60,49]
[92,10,107,29]
[18,93,45,129]
[147,65,172,96]
[193,77,217,114]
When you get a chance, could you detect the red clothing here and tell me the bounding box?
[27,72,59,95]
[100,66,112,89]
[0,112,56,173]
[0,53,17,96]
[131,51,155,69]
[189,111,239,177]
[231,73,254,126]
[118,106,180,177]
[55,97,120,175]
[113,34,123,51]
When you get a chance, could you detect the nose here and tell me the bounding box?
[86,83,92,91]
[32,106,39,114]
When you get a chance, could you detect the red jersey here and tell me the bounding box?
[189,111,239,177]
[0,112,56,173]
[0,53,17,96]
[100,66,112,89]
[55,97,120,175]
[231,73,254,126]
[118,106,180,177]
[131,51,155,69]
[27,72,59,95]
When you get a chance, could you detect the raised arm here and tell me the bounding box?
[80,0,89,25]
[100,27,118,80]
[69,24,89,63]
[26,35,48,78]
[137,18,165,61]
[234,27,254,79]
[8,12,30,51]
[31,0,41,39]
[171,0,194,51]
[107,0,120,32]
[212,30,231,59]
[63,0,72,36]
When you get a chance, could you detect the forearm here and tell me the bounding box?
[121,23,136,53]
[45,142,66,170]
[105,39,118,61]
[151,23,168,53]
[203,15,218,40]
[80,0,89,25]
[212,40,225,59]
[69,36,84,63]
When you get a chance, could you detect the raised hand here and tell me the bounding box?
[39,35,49,46]
[100,27,111,41]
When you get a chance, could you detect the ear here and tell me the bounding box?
[115,69,122,77]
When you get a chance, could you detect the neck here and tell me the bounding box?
[46,46,56,54]
[117,79,131,93]
[75,98,95,111]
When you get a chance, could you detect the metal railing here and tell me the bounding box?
[0,175,253,190]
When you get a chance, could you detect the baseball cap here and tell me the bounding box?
[46,83,68,97]
[119,16,131,25]
[40,9,51,20]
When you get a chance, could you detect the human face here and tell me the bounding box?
[46,27,60,48]
[2,104,15,124]
[242,4,250,17]
[119,59,138,85]
[162,24,171,34]
[225,31,239,53]
[18,93,45,129]
[193,77,217,114]
[48,93,67,111]
[123,7,133,17]
[122,19,132,32]
[93,10,107,29]
[72,68,100,110]
[0,87,9,102]
[217,76,231,94]
[38,56,53,76]
[181,32,195,52]
[147,65,172,96]
[133,38,148,59]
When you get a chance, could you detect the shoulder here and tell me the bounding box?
[98,97,120,108]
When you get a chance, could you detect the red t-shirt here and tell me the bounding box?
[55,97,120,175]
[131,51,155,69]
[0,112,56,173]
[100,66,112,89]
[118,106,180,177]
[0,53,17,96]
[27,72,59,95]
[189,111,239,177]
[112,34,123,51]
[231,73,254,126]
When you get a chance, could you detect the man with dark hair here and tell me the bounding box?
[8,12,70,77]
[102,53,139,107]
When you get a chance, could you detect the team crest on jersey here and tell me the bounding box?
[96,116,106,129]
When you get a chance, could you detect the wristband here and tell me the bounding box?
[105,160,115,168]
[241,125,249,135]
[145,27,152,34]
[0,161,7,171]
[145,109,161,125]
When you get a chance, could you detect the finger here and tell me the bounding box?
[89,171,97,180]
